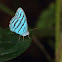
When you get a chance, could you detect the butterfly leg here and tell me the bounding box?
[18,35,22,40]
[23,36,24,41]
[18,36,20,40]
[28,35,31,39]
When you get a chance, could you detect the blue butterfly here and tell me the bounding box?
[9,7,30,41]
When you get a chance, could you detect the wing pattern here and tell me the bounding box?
[9,7,28,36]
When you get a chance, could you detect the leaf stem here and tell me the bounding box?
[0,3,14,16]
[32,36,53,62]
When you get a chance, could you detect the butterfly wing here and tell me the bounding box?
[9,7,28,36]
[9,16,18,32]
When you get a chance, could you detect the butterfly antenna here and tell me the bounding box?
[29,28,39,32]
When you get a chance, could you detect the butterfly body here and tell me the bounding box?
[9,7,29,37]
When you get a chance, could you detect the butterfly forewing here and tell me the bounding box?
[15,8,23,18]
[9,7,28,36]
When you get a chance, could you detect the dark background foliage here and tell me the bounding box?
[0,0,55,62]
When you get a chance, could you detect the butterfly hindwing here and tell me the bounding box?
[9,7,28,36]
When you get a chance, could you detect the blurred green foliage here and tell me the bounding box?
[0,3,14,16]
[37,3,55,29]
[35,3,55,37]
[0,3,55,62]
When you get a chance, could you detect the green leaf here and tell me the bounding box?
[36,3,55,37]
[0,27,32,61]
[37,4,55,29]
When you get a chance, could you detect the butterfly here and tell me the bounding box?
[9,7,30,41]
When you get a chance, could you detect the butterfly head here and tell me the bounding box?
[23,31,29,36]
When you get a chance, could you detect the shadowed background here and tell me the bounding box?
[0,0,55,62]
